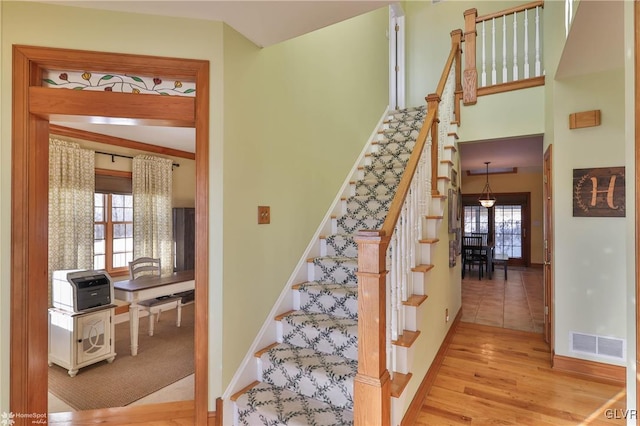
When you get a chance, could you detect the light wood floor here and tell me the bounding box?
[415,266,626,425]
[49,268,626,425]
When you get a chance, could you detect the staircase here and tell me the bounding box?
[231,105,452,425]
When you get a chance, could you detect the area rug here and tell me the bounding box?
[48,303,194,411]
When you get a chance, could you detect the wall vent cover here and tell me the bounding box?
[571,332,625,359]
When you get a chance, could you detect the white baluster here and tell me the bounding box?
[524,9,529,79]
[481,20,486,87]
[564,0,571,37]
[512,12,518,81]
[535,6,541,76]
[502,16,507,83]
[491,18,497,85]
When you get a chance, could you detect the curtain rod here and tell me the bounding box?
[95,151,180,168]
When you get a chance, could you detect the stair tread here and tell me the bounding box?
[235,382,354,426]
[259,342,357,409]
[392,330,421,347]
[419,238,440,244]
[281,311,358,330]
[391,372,413,398]
[403,294,428,307]
[412,264,435,273]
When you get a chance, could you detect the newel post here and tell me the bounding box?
[451,29,463,124]
[463,8,478,105]
[426,94,440,195]
[354,230,391,426]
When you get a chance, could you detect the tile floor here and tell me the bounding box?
[461,265,544,333]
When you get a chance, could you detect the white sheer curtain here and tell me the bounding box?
[133,155,173,276]
[48,138,95,304]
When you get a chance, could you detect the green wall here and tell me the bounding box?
[220,8,390,388]
[0,0,390,412]
[0,1,225,411]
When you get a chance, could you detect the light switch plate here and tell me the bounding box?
[258,206,270,224]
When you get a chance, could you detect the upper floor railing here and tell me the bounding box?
[463,1,545,105]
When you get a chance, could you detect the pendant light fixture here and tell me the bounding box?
[479,161,496,208]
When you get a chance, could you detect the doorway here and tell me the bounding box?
[462,192,532,266]
[11,45,209,424]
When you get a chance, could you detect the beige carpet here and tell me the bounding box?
[48,303,194,411]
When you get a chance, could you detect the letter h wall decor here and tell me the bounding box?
[573,167,625,217]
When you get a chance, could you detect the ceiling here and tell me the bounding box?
[43,1,394,48]
[458,136,543,174]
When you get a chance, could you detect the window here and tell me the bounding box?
[463,205,489,234]
[94,170,134,275]
[94,193,134,274]
[462,192,530,266]
[495,205,522,258]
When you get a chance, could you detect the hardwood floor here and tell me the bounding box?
[415,266,627,425]
[49,268,626,425]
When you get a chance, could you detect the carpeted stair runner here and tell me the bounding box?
[234,106,427,425]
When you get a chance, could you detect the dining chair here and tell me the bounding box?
[129,257,182,336]
[462,235,485,279]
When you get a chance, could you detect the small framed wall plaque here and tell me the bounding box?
[573,167,625,217]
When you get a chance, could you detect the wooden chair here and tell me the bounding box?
[462,235,485,279]
[129,257,182,336]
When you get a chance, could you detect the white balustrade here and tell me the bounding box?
[385,63,456,374]
[481,20,486,87]
[474,3,544,88]
[491,18,497,85]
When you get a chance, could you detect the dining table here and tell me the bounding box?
[113,269,195,356]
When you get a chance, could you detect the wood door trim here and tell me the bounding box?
[635,0,640,413]
[51,125,195,160]
[543,145,553,352]
[11,45,210,424]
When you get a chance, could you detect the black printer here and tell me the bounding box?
[52,270,114,313]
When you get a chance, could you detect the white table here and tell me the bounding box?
[113,270,194,356]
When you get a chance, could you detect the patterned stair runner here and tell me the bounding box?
[234,106,427,425]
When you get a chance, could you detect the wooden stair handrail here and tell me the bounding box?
[380,33,461,237]
[353,30,462,426]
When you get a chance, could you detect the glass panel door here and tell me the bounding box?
[494,205,523,260]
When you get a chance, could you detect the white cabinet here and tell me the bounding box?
[48,306,116,377]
